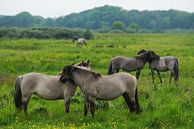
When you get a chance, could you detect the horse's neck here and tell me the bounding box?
[130,58,146,68]
[136,57,147,64]
[72,71,96,89]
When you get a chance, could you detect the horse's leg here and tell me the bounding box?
[122,93,135,112]
[169,72,173,83]
[156,70,163,83]
[64,84,77,113]
[169,70,175,83]
[135,88,140,113]
[84,97,89,116]
[136,70,141,80]
[22,96,30,114]
[88,96,95,118]
[84,41,87,46]
[116,68,120,73]
[64,98,70,113]
[151,69,155,83]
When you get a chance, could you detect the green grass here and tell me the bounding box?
[0,33,194,129]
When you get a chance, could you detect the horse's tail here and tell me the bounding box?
[135,86,140,113]
[173,57,179,81]
[108,60,113,75]
[14,76,23,110]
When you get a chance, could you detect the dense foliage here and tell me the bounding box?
[0,28,93,39]
[0,5,194,32]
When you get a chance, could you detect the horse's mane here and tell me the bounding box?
[137,49,147,55]
[74,67,101,79]
[134,54,148,62]
[149,51,160,61]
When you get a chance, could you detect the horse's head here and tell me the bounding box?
[58,60,91,75]
[60,65,75,83]
[72,36,79,42]
[146,51,160,62]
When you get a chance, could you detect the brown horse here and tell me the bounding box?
[60,65,140,117]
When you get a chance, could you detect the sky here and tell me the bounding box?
[0,0,194,18]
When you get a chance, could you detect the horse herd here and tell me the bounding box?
[14,49,179,117]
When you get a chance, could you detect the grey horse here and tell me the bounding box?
[60,65,140,118]
[14,61,90,113]
[108,51,150,80]
[139,50,179,83]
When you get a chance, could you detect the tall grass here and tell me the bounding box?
[0,33,193,128]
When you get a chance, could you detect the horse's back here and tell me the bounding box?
[94,72,137,100]
[21,72,43,87]
[102,72,137,88]
[163,56,177,68]
[111,56,142,71]
[19,72,65,99]
[77,38,85,43]
[111,56,129,61]
[152,56,177,71]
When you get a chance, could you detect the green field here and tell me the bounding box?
[0,33,194,129]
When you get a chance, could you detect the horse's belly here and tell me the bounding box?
[96,95,119,101]
[155,67,168,72]
[36,92,64,100]
[96,85,125,100]
[35,87,64,100]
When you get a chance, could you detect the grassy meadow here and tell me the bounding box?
[0,33,194,129]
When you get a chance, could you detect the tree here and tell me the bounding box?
[112,21,125,30]
[83,29,93,39]
[126,23,139,33]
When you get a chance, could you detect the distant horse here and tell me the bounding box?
[139,50,179,83]
[14,61,90,113]
[60,65,140,117]
[108,51,150,80]
[73,37,87,46]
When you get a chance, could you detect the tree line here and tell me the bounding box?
[0,5,194,32]
[0,28,93,39]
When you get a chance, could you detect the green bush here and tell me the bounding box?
[0,28,93,39]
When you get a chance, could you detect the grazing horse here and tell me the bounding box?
[60,65,140,117]
[73,37,87,46]
[108,51,150,80]
[139,50,179,83]
[14,61,90,113]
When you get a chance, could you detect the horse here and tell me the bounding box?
[148,51,179,83]
[139,50,179,83]
[60,65,140,117]
[14,61,90,114]
[108,51,151,80]
[72,37,87,46]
